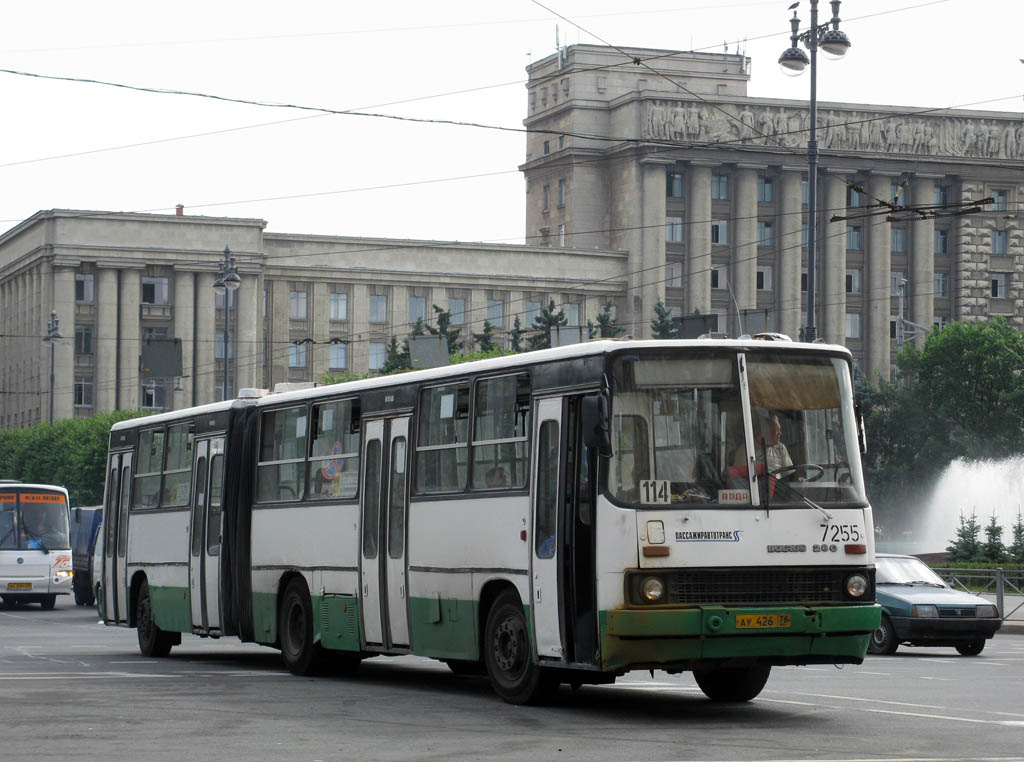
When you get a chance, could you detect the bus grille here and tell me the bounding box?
[662,567,867,605]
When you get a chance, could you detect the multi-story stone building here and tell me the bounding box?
[2,44,1023,427]
[522,45,1024,382]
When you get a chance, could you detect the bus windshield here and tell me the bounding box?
[609,351,865,507]
[0,490,70,551]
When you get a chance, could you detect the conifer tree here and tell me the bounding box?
[1009,512,1024,564]
[473,320,498,353]
[593,301,624,338]
[509,315,525,353]
[527,299,567,351]
[650,299,679,339]
[981,513,1008,564]
[426,304,462,355]
[946,511,982,563]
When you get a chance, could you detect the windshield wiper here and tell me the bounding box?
[22,527,50,553]
[766,473,833,521]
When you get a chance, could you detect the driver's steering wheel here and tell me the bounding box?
[769,463,825,482]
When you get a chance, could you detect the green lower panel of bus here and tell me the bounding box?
[150,585,192,633]
[408,596,480,659]
[600,604,881,672]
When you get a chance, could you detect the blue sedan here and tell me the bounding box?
[869,553,1002,656]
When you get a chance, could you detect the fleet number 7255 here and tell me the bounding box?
[820,524,861,542]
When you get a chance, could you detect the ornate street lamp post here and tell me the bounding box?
[779,0,851,342]
[212,246,241,401]
[42,310,62,424]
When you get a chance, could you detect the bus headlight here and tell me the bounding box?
[641,577,665,603]
[56,569,73,579]
[845,573,868,598]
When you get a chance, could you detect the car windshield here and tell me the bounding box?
[608,350,866,507]
[0,491,70,551]
[876,556,947,587]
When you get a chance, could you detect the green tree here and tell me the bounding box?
[946,511,982,564]
[1009,512,1024,564]
[527,299,567,351]
[590,301,624,339]
[650,299,679,339]
[381,335,410,374]
[981,514,1008,563]
[472,320,498,353]
[426,304,462,355]
[509,315,525,353]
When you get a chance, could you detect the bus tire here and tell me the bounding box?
[868,614,898,655]
[137,581,175,657]
[279,578,324,676]
[483,590,558,705]
[694,664,771,702]
[1,596,16,610]
[40,594,57,610]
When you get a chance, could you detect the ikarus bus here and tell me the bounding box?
[0,481,73,609]
[99,338,880,704]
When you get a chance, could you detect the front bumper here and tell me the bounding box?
[890,616,1002,645]
[601,603,881,672]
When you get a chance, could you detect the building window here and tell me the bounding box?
[557,179,566,206]
[993,229,1008,255]
[846,226,862,250]
[369,294,388,324]
[369,342,386,371]
[558,135,565,149]
[757,221,774,248]
[890,271,906,296]
[329,292,348,321]
[525,300,542,326]
[801,268,808,292]
[891,182,906,207]
[935,186,950,206]
[215,289,236,309]
[143,326,168,341]
[845,313,861,339]
[801,179,808,204]
[756,265,773,291]
[848,187,863,207]
[557,224,566,247]
[991,273,1008,299]
[74,376,94,407]
[141,277,169,305]
[666,261,683,288]
[75,274,95,303]
[563,303,580,327]
[329,343,347,370]
[711,220,728,245]
[215,329,234,360]
[992,189,1008,212]
[890,318,898,340]
[667,171,683,198]
[711,174,729,201]
[935,229,949,255]
[74,324,94,355]
[542,185,550,212]
[934,272,949,298]
[891,227,906,253]
[757,176,774,203]
[934,315,946,329]
[448,297,466,325]
[289,291,307,320]
[846,268,862,294]
[666,216,683,243]
[141,381,169,410]
[409,295,427,325]
[486,299,504,326]
[711,265,727,290]
[289,342,308,368]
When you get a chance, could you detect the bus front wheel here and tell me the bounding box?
[137,581,176,657]
[694,664,771,702]
[483,590,557,705]
[279,578,324,676]
[40,594,57,610]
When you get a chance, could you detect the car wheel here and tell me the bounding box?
[694,664,771,701]
[955,640,985,656]
[868,614,898,655]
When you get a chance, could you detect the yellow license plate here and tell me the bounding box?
[736,614,792,629]
[6,582,32,590]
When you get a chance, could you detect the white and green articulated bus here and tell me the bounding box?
[1,481,73,609]
[100,338,881,704]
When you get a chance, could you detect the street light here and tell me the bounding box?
[778,0,851,343]
[212,246,241,401]
[42,310,62,424]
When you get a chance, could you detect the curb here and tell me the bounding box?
[1000,620,1024,635]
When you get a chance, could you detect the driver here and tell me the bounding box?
[759,414,793,473]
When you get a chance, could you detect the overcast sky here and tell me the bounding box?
[1,0,1020,245]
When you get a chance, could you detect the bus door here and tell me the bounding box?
[102,450,132,624]
[359,417,411,650]
[189,437,225,632]
[531,398,564,660]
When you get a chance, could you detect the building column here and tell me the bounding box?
[194,272,217,405]
[910,177,936,346]
[236,272,260,393]
[686,163,712,316]
[118,268,142,410]
[351,284,370,374]
[173,270,195,409]
[310,280,329,382]
[866,174,893,383]
[778,168,803,340]
[641,161,668,337]
[96,268,118,413]
[822,170,848,345]
[468,287,488,350]
[733,166,758,335]
[52,266,75,421]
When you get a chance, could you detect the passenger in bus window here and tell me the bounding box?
[485,465,508,488]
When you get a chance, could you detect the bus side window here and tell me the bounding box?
[535,421,558,558]
[471,374,530,490]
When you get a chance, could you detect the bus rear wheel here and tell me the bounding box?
[694,664,771,702]
[279,578,324,676]
[137,581,176,657]
[483,590,557,705]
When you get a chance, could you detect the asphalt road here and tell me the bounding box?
[3,600,1023,762]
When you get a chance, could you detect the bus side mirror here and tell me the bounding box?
[854,397,867,455]
[74,507,81,523]
[581,394,612,458]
